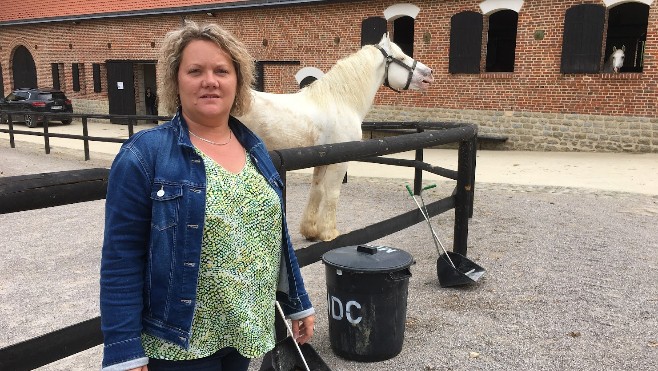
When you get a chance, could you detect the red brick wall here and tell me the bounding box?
[1,0,656,117]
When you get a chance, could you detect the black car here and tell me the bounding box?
[0,88,73,127]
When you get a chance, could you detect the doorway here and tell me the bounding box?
[12,46,38,89]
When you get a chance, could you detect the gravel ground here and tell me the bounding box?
[1,140,657,371]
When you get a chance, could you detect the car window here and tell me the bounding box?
[38,93,53,101]
[6,92,26,101]
[51,92,67,100]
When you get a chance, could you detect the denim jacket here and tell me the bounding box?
[100,111,314,371]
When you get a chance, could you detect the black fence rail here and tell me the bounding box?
[0,115,478,370]
[363,121,508,149]
[0,111,169,160]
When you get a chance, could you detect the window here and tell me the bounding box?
[449,11,483,74]
[51,63,60,90]
[299,76,317,89]
[8,91,29,101]
[0,64,4,96]
[560,4,606,73]
[393,16,414,57]
[93,63,102,92]
[72,63,80,91]
[361,17,387,46]
[605,2,649,73]
[485,10,518,72]
[37,92,54,101]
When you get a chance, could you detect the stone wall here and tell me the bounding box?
[365,105,658,152]
[72,99,108,115]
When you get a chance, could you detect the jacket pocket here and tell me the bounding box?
[150,182,183,231]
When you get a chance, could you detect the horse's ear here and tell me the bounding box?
[622,45,626,52]
[379,32,392,53]
[613,46,617,52]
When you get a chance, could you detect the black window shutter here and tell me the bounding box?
[449,11,483,74]
[72,63,80,91]
[561,4,605,74]
[0,64,4,95]
[254,61,264,92]
[361,17,388,46]
[51,63,60,90]
[92,63,101,92]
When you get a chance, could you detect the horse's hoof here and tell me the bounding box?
[300,228,339,241]
[318,229,340,241]
[300,225,318,241]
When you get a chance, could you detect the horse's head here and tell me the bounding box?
[376,33,433,92]
[609,46,625,73]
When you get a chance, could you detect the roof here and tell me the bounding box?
[0,0,328,26]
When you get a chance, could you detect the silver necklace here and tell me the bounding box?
[189,129,232,146]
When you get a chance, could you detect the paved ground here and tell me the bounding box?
[1,123,657,370]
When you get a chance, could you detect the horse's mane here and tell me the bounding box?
[302,45,381,113]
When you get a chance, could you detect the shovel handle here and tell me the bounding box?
[275,301,310,371]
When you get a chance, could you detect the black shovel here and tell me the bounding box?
[406,184,486,287]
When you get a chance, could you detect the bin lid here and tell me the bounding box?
[322,245,414,273]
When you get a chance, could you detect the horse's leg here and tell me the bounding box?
[300,165,327,240]
[313,162,348,241]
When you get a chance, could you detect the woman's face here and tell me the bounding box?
[177,39,238,125]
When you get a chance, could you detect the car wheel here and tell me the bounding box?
[25,114,37,128]
[61,119,72,125]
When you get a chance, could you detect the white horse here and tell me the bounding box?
[238,34,433,241]
[603,46,625,73]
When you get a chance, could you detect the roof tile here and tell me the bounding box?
[0,0,244,23]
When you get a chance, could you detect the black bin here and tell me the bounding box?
[322,244,413,362]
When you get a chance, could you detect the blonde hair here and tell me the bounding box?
[157,21,254,116]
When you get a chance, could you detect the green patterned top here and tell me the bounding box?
[142,149,282,360]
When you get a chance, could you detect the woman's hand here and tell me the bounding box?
[291,314,315,345]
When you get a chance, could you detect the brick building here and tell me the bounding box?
[1,0,657,152]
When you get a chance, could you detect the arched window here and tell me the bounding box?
[295,66,324,90]
[393,16,415,57]
[299,76,317,89]
[605,2,649,72]
[485,9,518,72]
[383,4,420,57]
[12,46,38,89]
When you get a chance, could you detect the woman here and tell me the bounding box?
[100,21,315,371]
